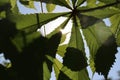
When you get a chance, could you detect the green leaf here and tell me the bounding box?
[19,1,35,8]
[60,67,90,80]
[10,0,19,14]
[66,0,70,4]
[11,32,41,52]
[71,0,77,7]
[0,0,9,7]
[47,17,71,38]
[83,27,99,73]
[68,17,85,52]
[0,0,10,12]
[110,14,120,46]
[94,35,117,78]
[77,0,85,7]
[10,0,16,11]
[0,11,6,18]
[43,62,51,80]
[60,33,68,44]
[57,44,68,57]
[53,58,63,80]
[117,31,120,46]
[80,6,120,19]
[6,12,70,30]
[98,0,120,9]
[53,57,89,80]
[83,21,117,78]
[58,16,89,80]
[87,0,96,7]
[63,15,87,70]
[22,0,72,10]
[46,1,56,12]
[98,0,116,4]
[110,14,120,34]
[77,14,100,28]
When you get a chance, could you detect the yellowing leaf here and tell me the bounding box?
[10,0,16,11]
[46,3,56,12]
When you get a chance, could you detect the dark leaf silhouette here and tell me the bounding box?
[0,19,62,80]
[12,32,61,80]
[58,71,71,80]
[77,14,100,29]
[0,19,19,60]
[94,35,118,79]
[63,47,87,71]
[46,31,62,72]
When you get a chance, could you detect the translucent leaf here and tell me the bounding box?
[77,0,85,7]
[59,16,89,80]
[98,0,120,9]
[83,21,117,78]
[94,35,117,78]
[6,12,70,30]
[46,1,56,12]
[10,0,19,14]
[62,16,87,70]
[60,33,68,44]
[77,14,100,28]
[24,0,72,9]
[60,67,90,80]
[98,0,116,4]
[87,0,96,7]
[117,32,120,46]
[80,6,120,19]
[0,11,6,18]
[71,0,77,7]
[19,1,35,8]
[68,17,85,53]
[47,17,70,38]
[110,14,120,34]
[66,0,70,4]
[57,44,68,57]
[83,28,99,72]
[110,14,120,46]
[53,59,63,80]
[43,62,51,80]
[10,0,16,11]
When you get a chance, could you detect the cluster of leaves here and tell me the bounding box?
[0,0,120,80]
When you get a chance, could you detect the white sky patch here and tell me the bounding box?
[60,19,72,45]
[39,17,68,36]
[17,0,41,14]
[80,1,87,7]
[53,5,71,13]
[0,53,11,67]
[103,18,111,27]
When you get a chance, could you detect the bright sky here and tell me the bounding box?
[0,1,120,80]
